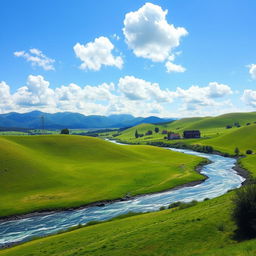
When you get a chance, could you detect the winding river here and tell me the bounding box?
[0,142,245,248]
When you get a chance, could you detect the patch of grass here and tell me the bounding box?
[0,135,204,217]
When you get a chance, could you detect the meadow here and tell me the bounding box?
[0,135,203,217]
[1,112,256,255]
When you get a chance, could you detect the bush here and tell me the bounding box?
[232,184,256,238]
[168,201,182,209]
[179,200,198,209]
[60,128,69,134]
[226,125,232,129]
[159,206,166,211]
[246,149,253,155]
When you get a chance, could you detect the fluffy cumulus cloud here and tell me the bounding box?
[242,90,256,107]
[73,36,123,71]
[13,75,55,107]
[0,81,13,113]
[165,61,186,73]
[118,75,176,102]
[248,64,256,80]
[0,75,237,117]
[176,82,233,112]
[123,3,188,63]
[14,48,55,70]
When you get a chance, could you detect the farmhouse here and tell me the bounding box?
[183,130,201,139]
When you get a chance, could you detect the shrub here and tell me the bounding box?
[168,201,182,209]
[179,200,198,209]
[226,125,232,129]
[155,127,159,133]
[246,149,253,155]
[159,206,166,211]
[146,130,153,135]
[232,184,256,238]
[60,128,69,134]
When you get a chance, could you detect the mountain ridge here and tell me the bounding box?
[0,111,175,129]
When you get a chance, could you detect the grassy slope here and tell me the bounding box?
[2,192,256,256]
[115,112,256,143]
[0,135,203,217]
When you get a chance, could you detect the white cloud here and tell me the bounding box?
[13,75,55,107]
[14,48,55,71]
[248,64,256,80]
[118,75,176,102]
[123,3,188,62]
[0,76,237,118]
[73,36,123,71]
[176,82,233,111]
[242,89,256,107]
[165,61,186,73]
[0,82,13,113]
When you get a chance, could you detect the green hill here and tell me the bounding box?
[0,135,203,217]
[113,112,256,143]
[199,124,256,154]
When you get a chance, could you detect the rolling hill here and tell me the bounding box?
[0,135,203,217]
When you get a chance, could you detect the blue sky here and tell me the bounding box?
[0,0,256,117]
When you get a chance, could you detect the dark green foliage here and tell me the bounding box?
[155,127,159,133]
[146,130,153,135]
[135,130,139,138]
[60,128,69,134]
[179,200,198,209]
[246,149,253,155]
[159,206,166,211]
[232,184,256,238]
[226,125,233,129]
[235,147,240,156]
[168,201,182,209]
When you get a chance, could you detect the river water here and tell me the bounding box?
[0,143,245,247]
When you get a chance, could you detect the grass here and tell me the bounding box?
[2,192,256,256]
[108,111,256,144]
[0,135,204,217]
[2,112,256,255]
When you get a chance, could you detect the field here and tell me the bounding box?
[111,112,256,144]
[2,112,256,255]
[0,135,204,217]
[1,192,256,256]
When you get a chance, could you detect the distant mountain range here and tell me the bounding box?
[0,111,175,129]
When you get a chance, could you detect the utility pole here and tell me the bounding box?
[41,115,45,135]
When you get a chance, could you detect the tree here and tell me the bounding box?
[135,129,139,139]
[232,184,256,238]
[226,125,232,129]
[155,127,159,133]
[60,128,69,134]
[234,147,240,156]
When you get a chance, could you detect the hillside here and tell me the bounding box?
[199,124,256,154]
[0,135,203,217]
[114,112,256,143]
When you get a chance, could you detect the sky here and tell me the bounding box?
[0,0,256,117]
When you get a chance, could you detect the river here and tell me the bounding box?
[0,142,245,247]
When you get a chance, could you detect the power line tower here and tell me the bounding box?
[41,115,45,135]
